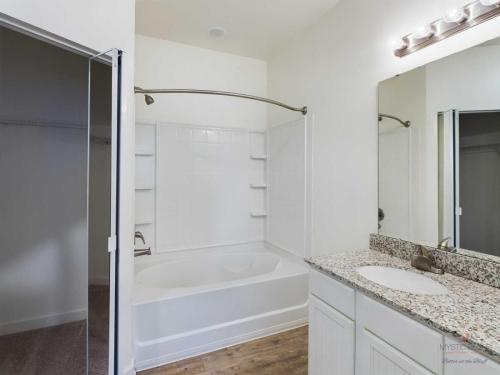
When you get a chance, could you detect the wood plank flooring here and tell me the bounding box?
[139,326,308,375]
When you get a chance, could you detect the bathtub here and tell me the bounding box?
[133,243,309,370]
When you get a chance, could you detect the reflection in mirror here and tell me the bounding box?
[379,36,500,261]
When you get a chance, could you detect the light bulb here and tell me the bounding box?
[389,38,408,50]
[479,0,500,6]
[414,25,433,39]
[444,7,467,23]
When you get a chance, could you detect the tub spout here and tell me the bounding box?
[134,247,151,257]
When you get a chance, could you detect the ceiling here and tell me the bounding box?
[135,0,340,60]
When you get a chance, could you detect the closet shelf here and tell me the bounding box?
[250,184,267,189]
[250,212,267,218]
[250,155,267,160]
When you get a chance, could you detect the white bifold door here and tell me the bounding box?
[88,49,122,375]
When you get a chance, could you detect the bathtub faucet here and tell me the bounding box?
[134,231,151,257]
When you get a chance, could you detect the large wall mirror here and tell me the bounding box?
[378,36,500,261]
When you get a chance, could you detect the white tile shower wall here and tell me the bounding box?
[267,119,307,257]
[156,123,264,252]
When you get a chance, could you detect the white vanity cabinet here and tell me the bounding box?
[357,329,434,375]
[309,296,355,375]
[309,269,356,375]
[308,269,500,375]
[356,293,442,375]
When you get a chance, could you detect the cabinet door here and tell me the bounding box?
[357,328,435,375]
[309,295,355,375]
[444,338,500,375]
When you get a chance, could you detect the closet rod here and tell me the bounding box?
[134,87,308,115]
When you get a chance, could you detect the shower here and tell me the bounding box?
[378,113,411,128]
[144,94,155,105]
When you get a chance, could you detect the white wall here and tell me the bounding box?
[0,124,87,334]
[267,118,307,257]
[0,2,135,374]
[267,0,500,256]
[135,35,267,130]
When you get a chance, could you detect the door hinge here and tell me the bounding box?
[108,236,117,253]
[456,207,462,216]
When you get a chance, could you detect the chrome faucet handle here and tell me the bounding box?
[437,237,456,252]
[134,231,146,245]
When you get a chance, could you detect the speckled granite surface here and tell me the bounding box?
[370,234,500,288]
[306,250,500,363]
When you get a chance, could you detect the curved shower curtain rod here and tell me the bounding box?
[378,113,411,128]
[134,86,308,115]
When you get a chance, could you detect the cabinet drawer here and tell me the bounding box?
[358,328,435,375]
[310,268,355,319]
[356,293,443,374]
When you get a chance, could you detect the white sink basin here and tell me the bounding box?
[356,266,448,295]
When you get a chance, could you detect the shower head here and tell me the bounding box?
[144,94,155,105]
[135,86,155,105]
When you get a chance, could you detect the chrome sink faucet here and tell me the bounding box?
[411,246,444,274]
[134,231,151,257]
[437,237,457,253]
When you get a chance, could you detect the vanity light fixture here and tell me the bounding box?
[394,0,500,57]
[479,0,500,5]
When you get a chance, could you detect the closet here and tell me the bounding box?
[0,24,120,375]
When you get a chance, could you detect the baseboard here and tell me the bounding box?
[0,308,86,336]
[123,360,136,375]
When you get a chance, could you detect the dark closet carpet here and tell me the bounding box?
[0,285,109,375]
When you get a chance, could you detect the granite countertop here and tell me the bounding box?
[306,249,500,363]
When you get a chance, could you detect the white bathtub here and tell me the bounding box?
[133,243,309,370]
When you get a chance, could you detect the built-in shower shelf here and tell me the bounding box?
[250,184,267,189]
[135,186,154,191]
[250,155,267,160]
[135,152,154,156]
[250,212,267,218]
